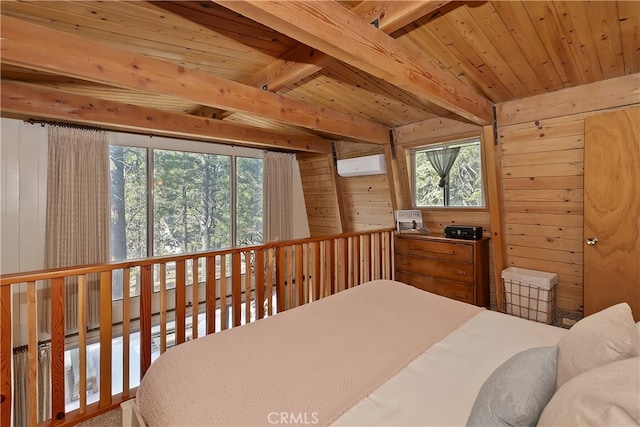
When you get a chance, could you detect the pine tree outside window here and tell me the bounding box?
[412,138,484,208]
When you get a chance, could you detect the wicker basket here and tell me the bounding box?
[502,267,557,324]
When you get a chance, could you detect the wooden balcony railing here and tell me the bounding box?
[0,228,395,426]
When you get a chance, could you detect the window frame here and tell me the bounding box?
[108,132,265,261]
[409,134,488,211]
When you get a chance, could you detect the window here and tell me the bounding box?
[109,144,264,298]
[412,138,484,207]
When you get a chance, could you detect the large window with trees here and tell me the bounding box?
[109,144,263,298]
[412,138,484,207]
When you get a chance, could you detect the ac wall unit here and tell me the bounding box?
[337,154,387,177]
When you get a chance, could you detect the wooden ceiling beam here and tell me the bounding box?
[217,1,492,125]
[0,15,389,144]
[248,1,450,92]
[394,116,482,146]
[1,80,332,153]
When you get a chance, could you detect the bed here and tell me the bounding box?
[131,279,640,426]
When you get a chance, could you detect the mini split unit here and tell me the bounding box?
[336,154,387,177]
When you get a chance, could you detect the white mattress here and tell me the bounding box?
[333,310,566,426]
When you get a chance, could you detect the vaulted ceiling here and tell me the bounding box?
[1,1,638,152]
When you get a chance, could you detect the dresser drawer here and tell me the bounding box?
[395,254,474,284]
[395,271,475,304]
[395,237,473,263]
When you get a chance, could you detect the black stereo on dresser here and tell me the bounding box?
[444,225,483,240]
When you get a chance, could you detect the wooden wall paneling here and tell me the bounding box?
[496,73,640,126]
[340,175,394,232]
[296,153,343,236]
[419,211,491,237]
[384,142,411,211]
[499,113,586,314]
[494,79,639,315]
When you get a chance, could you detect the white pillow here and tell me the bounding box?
[556,303,639,389]
[538,357,640,426]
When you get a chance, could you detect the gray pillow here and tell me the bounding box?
[466,346,558,427]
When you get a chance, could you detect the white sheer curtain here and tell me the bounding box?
[263,152,294,242]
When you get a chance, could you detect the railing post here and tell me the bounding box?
[220,255,227,331]
[232,253,241,327]
[176,260,186,345]
[122,268,131,398]
[99,271,112,408]
[77,275,87,414]
[276,247,285,312]
[206,256,216,334]
[296,245,303,307]
[192,259,199,339]
[140,265,152,378]
[255,250,265,319]
[51,277,65,423]
[0,284,12,427]
[27,281,38,425]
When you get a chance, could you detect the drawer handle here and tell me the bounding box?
[455,292,469,300]
[410,246,454,255]
[454,269,467,276]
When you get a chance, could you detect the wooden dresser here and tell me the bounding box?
[394,234,490,307]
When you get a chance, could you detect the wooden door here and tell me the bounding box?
[584,107,639,321]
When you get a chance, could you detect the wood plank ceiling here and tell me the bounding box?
[1,1,638,151]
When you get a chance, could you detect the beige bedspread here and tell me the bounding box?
[136,279,482,426]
